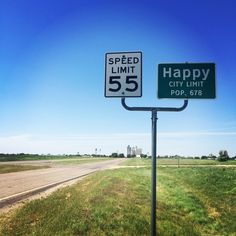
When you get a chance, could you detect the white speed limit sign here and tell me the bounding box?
[105,51,142,97]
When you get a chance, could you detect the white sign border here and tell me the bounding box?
[104,51,142,98]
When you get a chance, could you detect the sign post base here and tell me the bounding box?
[121,98,188,236]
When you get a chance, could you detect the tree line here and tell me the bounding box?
[0,150,235,162]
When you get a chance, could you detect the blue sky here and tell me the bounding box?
[0,0,235,156]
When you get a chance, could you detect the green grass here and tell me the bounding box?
[122,157,236,166]
[0,165,50,174]
[157,158,236,166]
[157,167,236,235]
[0,160,235,235]
[0,168,151,236]
[0,158,114,173]
[0,154,111,162]
[121,157,151,166]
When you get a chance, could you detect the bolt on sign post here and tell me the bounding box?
[105,52,215,236]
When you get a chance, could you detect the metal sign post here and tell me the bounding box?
[121,98,188,236]
[104,52,216,235]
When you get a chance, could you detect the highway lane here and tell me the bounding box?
[0,158,125,208]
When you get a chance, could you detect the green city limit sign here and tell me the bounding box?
[158,63,216,99]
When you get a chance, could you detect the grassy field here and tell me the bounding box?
[0,154,110,162]
[123,157,236,166]
[55,157,112,165]
[0,164,50,174]
[0,158,113,174]
[0,159,235,235]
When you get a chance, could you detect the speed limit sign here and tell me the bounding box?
[105,51,142,97]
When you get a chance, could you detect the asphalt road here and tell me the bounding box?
[0,158,125,208]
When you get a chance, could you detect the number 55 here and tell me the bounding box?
[108,75,138,92]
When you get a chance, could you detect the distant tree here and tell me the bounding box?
[127,154,136,158]
[118,153,125,158]
[201,156,208,160]
[208,154,216,160]
[141,154,147,158]
[111,153,118,158]
[217,150,229,162]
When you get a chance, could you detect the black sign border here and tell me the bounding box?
[105,51,142,98]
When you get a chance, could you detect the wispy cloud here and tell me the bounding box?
[159,131,236,137]
[0,131,235,155]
